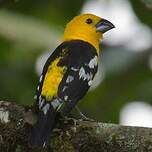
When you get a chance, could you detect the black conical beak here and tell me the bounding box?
[96,19,115,33]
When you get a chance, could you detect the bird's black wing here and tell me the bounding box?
[57,40,98,115]
[31,42,70,146]
[34,41,69,109]
[30,40,98,146]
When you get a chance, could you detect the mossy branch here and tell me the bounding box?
[0,100,152,152]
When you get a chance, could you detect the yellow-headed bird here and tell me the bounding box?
[30,14,115,147]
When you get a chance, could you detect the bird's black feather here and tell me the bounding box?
[30,40,98,147]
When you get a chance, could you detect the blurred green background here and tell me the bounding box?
[0,0,152,124]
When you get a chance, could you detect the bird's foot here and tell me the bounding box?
[75,106,95,122]
[79,115,95,122]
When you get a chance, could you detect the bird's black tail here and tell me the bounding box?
[30,104,56,147]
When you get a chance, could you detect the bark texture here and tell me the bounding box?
[0,100,152,152]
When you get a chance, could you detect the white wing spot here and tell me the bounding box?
[88,56,98,69]
[86,73,92,81]
[51,99,60,109]
[39,75,43,82]
[66,75,74,83]
[79,67,86,79]
[39,95,42,101]
[42,104,50,115]
[37,85,40,91]
[39,98,45,109]
[71,67,78,71]
[62,86,67,92]
[64,96,68,101]
[43,142,46,148]
[79,67,93,81]
[88,80,93,86]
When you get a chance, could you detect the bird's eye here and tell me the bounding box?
[86,18,93,24]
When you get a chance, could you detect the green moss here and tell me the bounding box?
[50,130,75,152]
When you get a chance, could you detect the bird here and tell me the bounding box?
[30,13,115,147]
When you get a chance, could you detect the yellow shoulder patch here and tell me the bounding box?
[41,57,67,101]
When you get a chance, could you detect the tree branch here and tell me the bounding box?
[0,100,152,152]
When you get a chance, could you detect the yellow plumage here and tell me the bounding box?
[63,14,103,54]
[41,58,67,100]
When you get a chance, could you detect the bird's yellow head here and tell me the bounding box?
[63,14,115,54]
